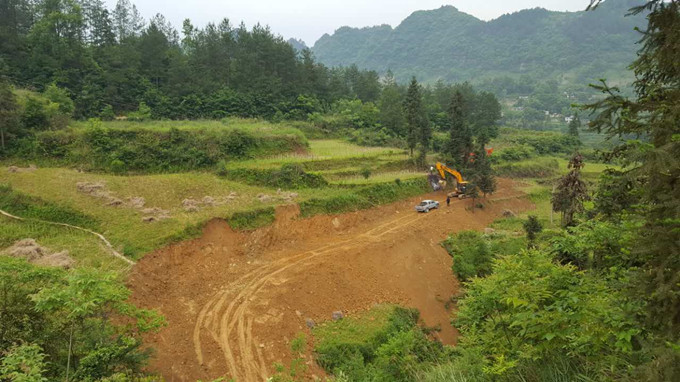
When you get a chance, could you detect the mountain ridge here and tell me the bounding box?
[311,1,644,85]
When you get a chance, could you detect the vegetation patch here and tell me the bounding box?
[0,183,100,231]
[10,123,308,173]
[221,163,328,189]
[228,207,276,231]
[443,230,525,282]
[314,305,447,381]
[299,178,429,217]
[494,157,559,178]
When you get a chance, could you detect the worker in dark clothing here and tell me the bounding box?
[446,196,451,207]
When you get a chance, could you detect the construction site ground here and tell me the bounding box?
[128,178,532,381]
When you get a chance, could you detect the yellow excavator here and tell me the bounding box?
[431,162,469,198]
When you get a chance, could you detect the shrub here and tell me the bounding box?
[523,215,543,248]
[228,207,276,231]
[299,179,429,217]
[12,126,307,173]
[314,305,446,381]
[443,231,495,282]
[127,102,152,121]
[360,167,372,179]
[497,144,537,161]
[223,164,329,190]
[455,250,640,380]
[511,134,580,155]
[100,105,115,121]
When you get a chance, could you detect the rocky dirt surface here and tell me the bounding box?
[128,178,533,381]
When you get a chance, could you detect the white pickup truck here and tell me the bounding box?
[415,200,440,213]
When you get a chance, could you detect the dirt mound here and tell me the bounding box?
[128,196,146,209]
[77,181,172,221]
[34,252,75,268]
[141,207,171,222]
[7,164,38,173]
[182,194,238,212]
[3,239,75,269]
[128,178,533,381]
[256,190,298,204]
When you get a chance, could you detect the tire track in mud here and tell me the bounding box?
[193,211,429,381]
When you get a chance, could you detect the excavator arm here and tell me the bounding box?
[435,162,467,185]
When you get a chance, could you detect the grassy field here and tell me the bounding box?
[1,117,616,268]
[70,118,306,137]
[0,166,361,259]
[0,125,418,266]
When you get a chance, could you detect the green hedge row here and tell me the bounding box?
[10,126,307,173]
[228,207,276,231]
[221,163,328,189]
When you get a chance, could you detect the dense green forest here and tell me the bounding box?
[312,0,644,87]
[0,0,387,121]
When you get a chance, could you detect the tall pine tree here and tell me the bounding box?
[403,77,428,161]
[586,0,680,337]
[445,91,473,169]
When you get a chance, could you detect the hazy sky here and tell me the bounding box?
[103,1,592,45]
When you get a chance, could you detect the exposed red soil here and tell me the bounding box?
[128,178,533,381]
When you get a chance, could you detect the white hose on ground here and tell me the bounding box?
[0,209,135,266]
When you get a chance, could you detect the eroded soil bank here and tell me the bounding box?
[128,178,532,381]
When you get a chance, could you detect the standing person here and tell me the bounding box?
[446,195,451,207]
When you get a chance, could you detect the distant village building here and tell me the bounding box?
[565,116,575,123]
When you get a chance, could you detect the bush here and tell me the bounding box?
[443,231,495,282]
[127,102,152,121]
[512,134,580,155]
[314,305,446,381]
[223,164,329,190]
[455,250,641,380]
[228,207,276,231]
[443,230,526,282]
[497,144,537,161]
[100,105,115,121]
[11,125,307,173]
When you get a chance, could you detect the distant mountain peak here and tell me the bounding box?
[312,2,643,85]
[287,38,308,52]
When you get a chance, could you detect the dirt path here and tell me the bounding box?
[128,179,532,381]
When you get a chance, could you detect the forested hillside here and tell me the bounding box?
[312,0,645,85]
[0,0,383,120]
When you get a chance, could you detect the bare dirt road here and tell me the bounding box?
[128,179,532,381]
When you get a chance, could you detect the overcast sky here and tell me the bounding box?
[103,1,592,45]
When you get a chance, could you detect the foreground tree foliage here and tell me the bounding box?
[586,0,680,338]
[423,2,680,381]
[0,257,164,381]
[456,250,640,379]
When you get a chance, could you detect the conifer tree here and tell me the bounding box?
[568,113,581,137]
[586,0,680,336]
[445,91,473,169]
[552,153,588,227]
[403,77,429,162]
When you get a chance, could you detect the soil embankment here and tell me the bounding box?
[128,178,532,381]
